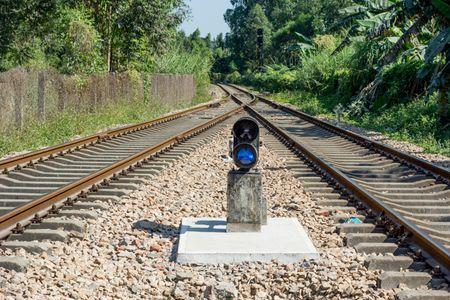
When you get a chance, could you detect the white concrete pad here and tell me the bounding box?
[177,218,319,264]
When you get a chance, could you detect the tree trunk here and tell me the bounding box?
[107,4,113,73]
[438,52,450,126]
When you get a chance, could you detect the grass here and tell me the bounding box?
[0,95,212,158]
[271,91,450,157]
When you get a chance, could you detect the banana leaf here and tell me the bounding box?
[350,36,366,42]
[339,5,368,15]
[357,11,392,29]
[294,32,313,44]
[379,14,430,66]
[387,36,400,43]
[366,0,396,10]
[431,0,450,19]
[297,43,315,50]
[425,27,450,64]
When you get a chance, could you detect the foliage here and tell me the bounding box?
[81,0,188,72]
[212,0,449,155]
[0,0,188,74]
[272,90,450,156]
[150,31,213,98]
[218,0,352,73]
[50,8,104,74]
[0,98,172,158]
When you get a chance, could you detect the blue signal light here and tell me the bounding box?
[236,146,256,166]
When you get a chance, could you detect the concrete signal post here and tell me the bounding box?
[227,117,266,232]
[176,117,319,264]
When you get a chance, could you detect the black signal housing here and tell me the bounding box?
[232,117,260,170]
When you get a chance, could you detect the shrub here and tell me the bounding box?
[360,94,450,155]
[372,60,424,111]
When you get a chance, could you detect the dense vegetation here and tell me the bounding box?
[1,0,449,156]
[0,0,213,94]
[212,0,450,155]
[0,0,216,156]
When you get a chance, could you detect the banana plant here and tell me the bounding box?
[333,0,449,55]
[289,32,315,53]
[338,0,450,117]
[332,0,404,54]
[419,26,450,123]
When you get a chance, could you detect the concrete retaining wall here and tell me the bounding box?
[150,74,195,107]
[0,68,196,133]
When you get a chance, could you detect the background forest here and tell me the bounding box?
[1,0,449,156]
[0,0,215,156]
[0,0,212,92]
[211,0,450,155]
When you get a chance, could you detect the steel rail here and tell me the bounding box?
[0,95,230,172]
[230,85,450,181]
[224,86,450,272]
[0,104,242,240]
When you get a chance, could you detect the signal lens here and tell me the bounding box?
[236,145,256,167]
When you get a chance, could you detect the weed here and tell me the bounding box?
[0,99,202,158]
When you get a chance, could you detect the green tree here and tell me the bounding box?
[82,0,187,72]
[245,4,272,67]
[225,2,272,71]
[43,7,104,74]
[0,0,188,73]
[0,0,60,69]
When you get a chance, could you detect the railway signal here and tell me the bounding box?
[231,117,260,170]
[227,117,266,232]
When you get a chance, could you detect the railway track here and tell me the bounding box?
[0,91,259,270]
[221,84,450,298]
[1,83,449,298]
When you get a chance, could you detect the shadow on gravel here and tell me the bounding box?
[133,220,179,238]
[133,220,180,262]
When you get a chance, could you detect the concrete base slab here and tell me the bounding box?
[227,223,261,232]
[177,218,319,264]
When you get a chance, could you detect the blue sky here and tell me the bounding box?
[181,0,232,37]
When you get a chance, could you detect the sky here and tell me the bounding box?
[181,0,232,37]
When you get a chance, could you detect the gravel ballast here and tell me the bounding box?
[0,125,418,299]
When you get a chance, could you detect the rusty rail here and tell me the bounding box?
[0,103,242,239]
[0,96,230,172]
[224,85,450,272]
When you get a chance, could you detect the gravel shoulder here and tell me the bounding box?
[1,125,408,299]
